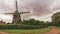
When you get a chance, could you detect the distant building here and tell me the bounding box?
[0,20,6,24]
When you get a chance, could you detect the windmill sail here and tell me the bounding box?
[15,0,18,11]
[20,12,30,14]
[4,13,14,14]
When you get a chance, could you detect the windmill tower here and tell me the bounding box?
[12,0,21,24]
[4,0,30,24]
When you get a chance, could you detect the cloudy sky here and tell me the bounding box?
[0,0,60,22]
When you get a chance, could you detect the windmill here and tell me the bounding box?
[4,0,30,24]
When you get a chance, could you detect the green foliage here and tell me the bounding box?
[0,18,48,29]
[45,21,53,26]
[0,24,47,29]
[22,19,48,28]
[51,12,60,26]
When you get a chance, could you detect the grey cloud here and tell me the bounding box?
[0,0,60,19]
[18,0,55,17]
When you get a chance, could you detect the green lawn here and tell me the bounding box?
[0,28,50,34]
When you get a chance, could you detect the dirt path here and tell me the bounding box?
[43,26,60,34]
[0,32,8,34]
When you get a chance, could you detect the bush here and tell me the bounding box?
[0,24,48,29]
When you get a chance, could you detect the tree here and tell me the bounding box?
[22,19,37,25]
[22,18,48,28]
[51,12,60,26]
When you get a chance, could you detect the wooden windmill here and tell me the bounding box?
[4,0,30,24]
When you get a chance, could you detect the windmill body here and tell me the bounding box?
[4,0,30,24]
[12,11,21,24]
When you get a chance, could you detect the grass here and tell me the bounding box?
[0,28,50,34]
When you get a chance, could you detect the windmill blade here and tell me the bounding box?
[20,12,30,14]
[4,13,14,14]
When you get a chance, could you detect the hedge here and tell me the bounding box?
[0,24,48,29]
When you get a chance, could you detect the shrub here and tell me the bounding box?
[0,24,48,29]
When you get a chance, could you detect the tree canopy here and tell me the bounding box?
[51,12,60,26]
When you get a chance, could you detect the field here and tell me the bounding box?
[0,28,50,34]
